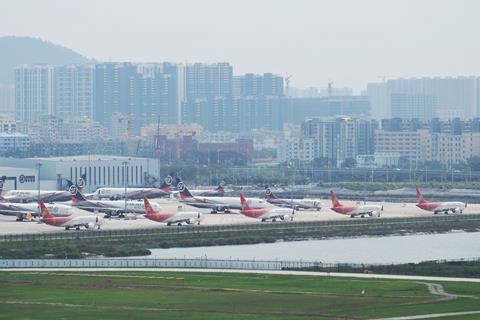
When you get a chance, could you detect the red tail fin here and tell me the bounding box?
[143,197,156,215]
[330,191,341,207]
[39,201,53,219]
[416,187,426,203]
[239,193,250,211]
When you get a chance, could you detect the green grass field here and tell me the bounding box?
[0,271,479,319]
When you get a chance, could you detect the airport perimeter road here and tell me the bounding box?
[1,200,480,236]
[2,267,480,283]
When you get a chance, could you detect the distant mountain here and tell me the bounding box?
[0,36,92,84]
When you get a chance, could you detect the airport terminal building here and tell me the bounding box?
[0,155,159,192]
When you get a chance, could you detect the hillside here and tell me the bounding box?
[0,36,92,84]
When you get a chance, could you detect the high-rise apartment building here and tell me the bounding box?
[0,84,14,118]
[54,65,95,120]
[183,63,233,132]
[93,62,181,132]
[15,65,55,123]
[375,118,480,166]
[390,93,437,120]
[15,65,94,122]
[301,117,378,167]
[367,77,480,120]
[234,73,284,132]
[94,62,138,129]
[285,96,370,123]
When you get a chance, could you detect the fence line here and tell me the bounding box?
[1,257,479,270]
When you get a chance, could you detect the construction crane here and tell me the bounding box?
[328,81,333,97]
[285,74,293,97]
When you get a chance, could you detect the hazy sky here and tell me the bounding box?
[2,0,480,92]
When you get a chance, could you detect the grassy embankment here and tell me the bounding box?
[0,271,479,319]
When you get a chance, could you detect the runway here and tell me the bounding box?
[0,198,479,235]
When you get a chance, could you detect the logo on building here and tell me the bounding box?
[19,174,35,184]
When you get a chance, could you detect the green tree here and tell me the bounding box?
[468,156,480,171]
[341,157,357,169]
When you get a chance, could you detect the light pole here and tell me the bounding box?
[122,161,128,217]
[36,163,42,222]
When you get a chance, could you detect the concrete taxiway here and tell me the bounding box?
[0,198,479,235]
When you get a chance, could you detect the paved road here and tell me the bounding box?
[375,310,480,319]
[2,268,480,283]
[374,282,480,320]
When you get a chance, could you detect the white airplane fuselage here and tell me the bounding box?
[180,196,269,212]
[0,202,75,219]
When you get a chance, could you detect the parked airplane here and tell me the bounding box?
[67,181,163,217]
[1,189,73,203]
[416,187,466,214]
[189,183,226,197]
[330,191,382,218]
[240,193,294,222]
[143,197,202,226]
[39,201,103,230]
[0,201,75,221]
[176,179,269,213]
[0,176,82,203]
[265,187,322,211]
[91,174,174,200]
